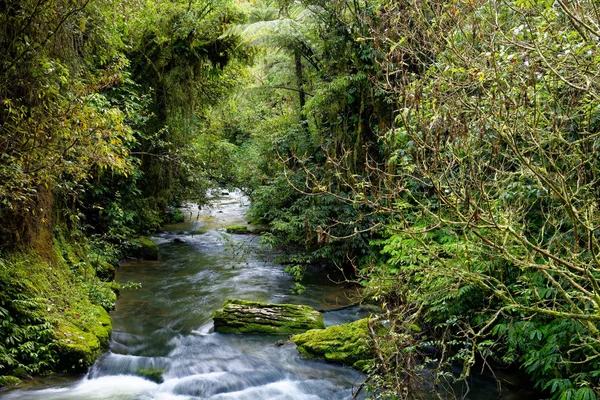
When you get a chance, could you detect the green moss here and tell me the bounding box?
[213,299,325,334]
[54,321,102,371]
[128,236,158,260]
[0,376,21,387]
[0,235,114,378]
[292,318,382,371]
[137,368,164,383]
[92,258,116,281]
[87,306,112,347]
[226,225,250,234]
[51,288,113,372]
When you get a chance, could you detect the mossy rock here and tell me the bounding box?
[225,225,250,234]
[54,306,112,372]
[55,322,102,371]
[128,236,158,260]
[137,368,164,383]
[10,368,29,379]
[93,258,116,281]
[0,376,21,387]
[88,305,112,347]
[293,318,380,371]
[213,299,325,334]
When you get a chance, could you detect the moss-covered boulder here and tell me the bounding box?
[0,376,21,388]
[137,368,164,383]
[54,306,112,372]
[225,225,250,234]
[128,236,158,260]
[292,318,379,371]
[212,299,325,334]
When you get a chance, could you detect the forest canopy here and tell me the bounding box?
[1,0,600,398]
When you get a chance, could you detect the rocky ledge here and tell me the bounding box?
[212,299,325,334]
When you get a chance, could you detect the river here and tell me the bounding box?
[0,192,533,400]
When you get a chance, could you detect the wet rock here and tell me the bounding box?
[212,299,325,334]
[137,368,164,383]
[173,238,185,243]
[274,339,286,346]
[225,225,249,234]
[292,318,381,371]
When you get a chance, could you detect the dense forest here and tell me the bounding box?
[1,0,600,398]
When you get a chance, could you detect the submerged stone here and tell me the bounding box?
[212,299,325,334]
[292,318,379,371]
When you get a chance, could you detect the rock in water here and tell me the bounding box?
[292,318,379,371]
[225,225,249,234]
[212,299,325,334]
[127,236,158,260]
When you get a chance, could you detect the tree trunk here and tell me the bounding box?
[294,47,307,127]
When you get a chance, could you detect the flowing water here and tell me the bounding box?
[1,192,535,400]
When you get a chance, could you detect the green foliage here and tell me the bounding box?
[0,0,136,247]
[346,0,600,397]
[211,0,600,398]
[137,368,164,384]
[123,0,247,210]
